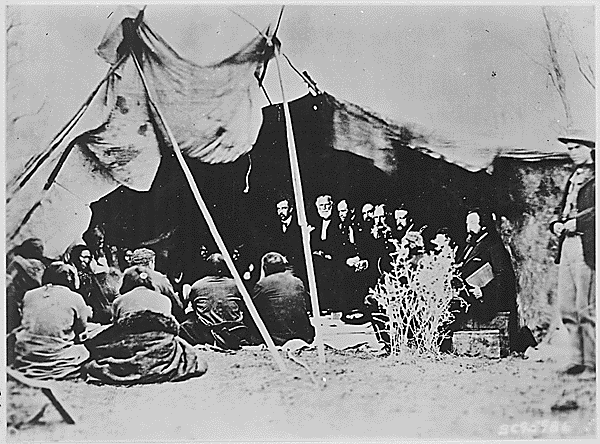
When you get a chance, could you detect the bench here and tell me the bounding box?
[452,311,510,359]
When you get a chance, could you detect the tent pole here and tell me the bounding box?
[274,52,326,364]
[12,52,129,194]
[130,51,286,372]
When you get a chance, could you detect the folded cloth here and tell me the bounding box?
[84,311,207,385]
[12,329,90,381]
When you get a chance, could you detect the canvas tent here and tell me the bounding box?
[6,6,273,259]
[6,7,582,335]
[85,89,574,331]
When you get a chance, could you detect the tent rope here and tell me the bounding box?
[226,7,321,97]
[243,153,252,193]
[8,200,43,242]
[53,181,90,206]
[8,52,130,200]
[44,140,77,191]
[282,53,321,95]
[8,179,90,245]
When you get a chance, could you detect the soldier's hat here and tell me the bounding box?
[558,128,595,149]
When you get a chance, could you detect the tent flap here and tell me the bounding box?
[6,10,273,257]
[76,59,160,192]
[322,93,569,174]
[96,9,272,164]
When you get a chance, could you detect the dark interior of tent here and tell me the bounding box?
[88,93,519,282]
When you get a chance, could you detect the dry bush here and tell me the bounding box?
[369,243,464,355]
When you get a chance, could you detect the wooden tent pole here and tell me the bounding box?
[274,51,325,364]
[130,51,286,372]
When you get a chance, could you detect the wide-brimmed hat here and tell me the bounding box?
[557,128,595,148]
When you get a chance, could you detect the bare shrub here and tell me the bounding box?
[369,242,466,356]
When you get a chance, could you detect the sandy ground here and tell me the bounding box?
[6,339,596,442]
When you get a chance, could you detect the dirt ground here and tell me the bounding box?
[6,342,596,442]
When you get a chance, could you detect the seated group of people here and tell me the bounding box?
[7,201,537,384]
[6,233,314,384]
[271,194,428,318]
[272,196,536,354]
[9,256,207,384]
[180,252,314,349]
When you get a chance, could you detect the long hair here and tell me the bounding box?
[42,262,78,291]
[15,238,45,261]
[83,225,105,250]
[69,244,91,270]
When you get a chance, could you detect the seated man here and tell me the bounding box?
[454,208,536,353]
[84,266,207,385]
[310,194,345,313]
[12,262,92,380]
[336,199,371,317]
[430,227,454,253]
[272,195,305,283]
[6,238,47,335]
[129,248,186,322]
[247,252,315,346]
[69,244,115,325]
[180,253,248,349]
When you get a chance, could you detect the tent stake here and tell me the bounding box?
[130,51,286,372]
[274,52,326,364]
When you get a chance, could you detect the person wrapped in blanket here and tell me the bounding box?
[127,248,187,322]
[83,266,207,385]
[179,253,250,350]
[11,262,92,380]
[6,238,49,365]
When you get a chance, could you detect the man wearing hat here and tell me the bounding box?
[129,248,186,322]
[550,128,595,377]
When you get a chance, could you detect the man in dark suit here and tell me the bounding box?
[456,208,521,351]
[310,194,346,313]
[550,129,595,376]
[271,196,305,282]
[335,199,371,315]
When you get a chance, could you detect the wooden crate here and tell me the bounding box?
[453,329,501,359]
[456,311,510,358]
[462,311,510,332]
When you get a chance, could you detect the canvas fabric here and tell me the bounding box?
[6,9,272,258]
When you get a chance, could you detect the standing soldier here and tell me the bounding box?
[550,129,595,377]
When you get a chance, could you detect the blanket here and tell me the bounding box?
[84,311,207,385]
[12,329,90,380]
